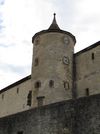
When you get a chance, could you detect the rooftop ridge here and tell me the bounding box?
[0,75,31,94]
[75,41,100,56]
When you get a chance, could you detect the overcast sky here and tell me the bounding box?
[0,0,100,89]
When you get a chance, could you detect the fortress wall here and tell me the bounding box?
[0,78,31,118]
[0,94,100,134]
[0,99,75,134]
[75,43,100,97]
[74,94,100,134]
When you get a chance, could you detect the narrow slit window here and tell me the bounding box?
[27,91,32,106]
[92,53,94,60]
[49,80,54,88]
[17,88,19,94]
[2,94,4,100]
[34,58,39,66]
[86,88,89,96]
[64,82,66,88]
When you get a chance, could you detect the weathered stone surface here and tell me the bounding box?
[0,100,74,134]
[0,77,31,118]
[31,32,75,107]
[75,43,100,98]
[0,94,100,134]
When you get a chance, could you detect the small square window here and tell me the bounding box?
[34,81,41,89]
[49,80,54,88]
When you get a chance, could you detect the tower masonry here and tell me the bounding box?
[1,14,100,134]
[31,14,76,107]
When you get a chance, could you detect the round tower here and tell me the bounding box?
[31,14,76,107]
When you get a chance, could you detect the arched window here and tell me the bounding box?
[63,81,69,90]
[37,96,45,107]
[34,81,41,89]
[49,80,54,88]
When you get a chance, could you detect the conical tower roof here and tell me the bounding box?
[48,13,60,30]
[32,14,76,44]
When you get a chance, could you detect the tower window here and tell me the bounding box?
[27,91,32,106]
[35,81,41,89]
[49,80,54,88]
[85,88,89,96]
[91,53,94,60]
[34,58,39,66]
[37,96,45,107]
[63,81,69,90]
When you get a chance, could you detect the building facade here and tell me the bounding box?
[0,14,100,123]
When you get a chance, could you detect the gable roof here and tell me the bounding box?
[0,75,31,94]
[75,41,100,56]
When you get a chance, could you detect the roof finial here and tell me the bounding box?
[54,13,56,17]
[48,13,60,30]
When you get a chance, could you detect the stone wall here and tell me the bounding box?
[75,43,100,98]
[0,94,100,134]
[0,76,31,118]
[0,99,75,134]
[74,94,100,134]
[32,32,75,107]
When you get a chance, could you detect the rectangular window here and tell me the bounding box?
[37,96,45,107]
[49,80,54,88]
[2,94,4,100]
[34,58,39,66]
[86,88,89,96]
[63,81,69,90]
[27,91,32,106]
[92,53,94,60]
[17,131,23,134]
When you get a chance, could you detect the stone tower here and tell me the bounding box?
[31,14,76,107]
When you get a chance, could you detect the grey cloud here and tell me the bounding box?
[80,15,100,25]
[0,0,5,5]
[0,44,8,48]
[0,17,3,23]
[0,13,5,33]
[0,63,30,75]
[0,43,15,48]
[0,25,5,32]
[48,0,78,28]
